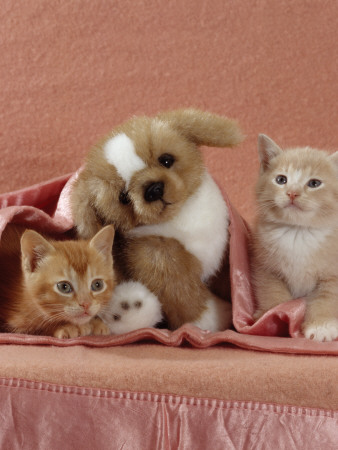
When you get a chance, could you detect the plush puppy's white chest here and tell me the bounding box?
[130,171,229,281]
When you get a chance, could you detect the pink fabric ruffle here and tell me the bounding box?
[0,173,337,354]
[0,378,336,450]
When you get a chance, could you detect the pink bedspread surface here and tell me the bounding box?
[0,173,337,356]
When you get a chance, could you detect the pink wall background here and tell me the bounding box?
[1,0,338,222]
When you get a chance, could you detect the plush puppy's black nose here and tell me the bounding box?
[144,182,164,202]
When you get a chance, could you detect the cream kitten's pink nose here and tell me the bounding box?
[287,191,300,201]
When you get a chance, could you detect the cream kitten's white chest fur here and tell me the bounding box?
[129,171,229,281]
[260,224,332,299]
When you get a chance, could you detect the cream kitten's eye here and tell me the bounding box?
[276,175,287,185]
[56,281,73,294]
[91,279,105,292]
[307,179,322,188]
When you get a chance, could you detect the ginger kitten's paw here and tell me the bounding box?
[78,322,93,336]
[54,322,93,339]
[54,324,82,339]
[91,317,110,336]
[302,319,338,342]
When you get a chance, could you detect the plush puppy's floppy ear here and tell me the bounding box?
[20,230,55,274]
[258,134,283,172]
[156,108,243,148]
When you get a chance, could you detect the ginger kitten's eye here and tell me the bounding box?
[57,281,73,294]
[158,153,175,168]
[275,175,287,185]
[91,279,105,292]
[307,179,322,188]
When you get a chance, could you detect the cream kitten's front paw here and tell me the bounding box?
[302,319,338,342]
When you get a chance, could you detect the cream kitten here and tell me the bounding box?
[0,225,116,338]
[251,134,338,342]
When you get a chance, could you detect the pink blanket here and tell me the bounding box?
[0,173,337,355]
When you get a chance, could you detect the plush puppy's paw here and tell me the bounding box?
[99,281,163,334]
[302,319,338,342]
[193,297,232,332]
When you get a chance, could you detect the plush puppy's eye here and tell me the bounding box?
[57,281,73,294]
[158,153,175,168]
[91,279,105,292]
[275,175,287,185]
[307,179,322,188]
[119,190,130,205]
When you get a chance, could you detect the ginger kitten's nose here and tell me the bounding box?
[80,300,91,311]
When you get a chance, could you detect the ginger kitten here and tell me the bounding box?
[251,134,338,342]
[0,225,116,338]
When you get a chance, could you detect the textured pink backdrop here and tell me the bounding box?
[1,0,338,222]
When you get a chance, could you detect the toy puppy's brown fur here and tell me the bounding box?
[71,109,242,330]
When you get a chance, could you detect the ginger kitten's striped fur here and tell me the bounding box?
[0,225,115,338]
[251,134,338,342]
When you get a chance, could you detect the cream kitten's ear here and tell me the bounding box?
[90,225,115,263]
[21,230,55,274]
[258,134,283,171]
[329,151,338,174]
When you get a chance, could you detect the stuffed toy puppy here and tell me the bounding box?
[71,109,243,331]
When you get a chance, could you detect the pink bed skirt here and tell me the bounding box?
[0,377,336,450]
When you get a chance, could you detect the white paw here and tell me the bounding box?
[98,281,163,334]
[193,298,232,332]
[303,319,338,342]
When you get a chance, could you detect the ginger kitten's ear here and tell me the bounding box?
[89,225,115,263]
[21,230,55,274]
[258,134,283,171]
